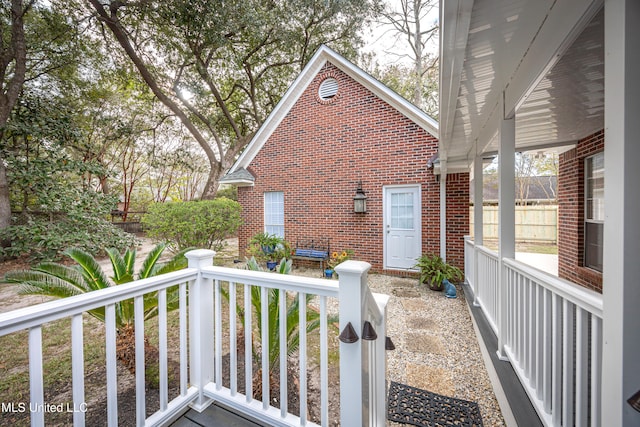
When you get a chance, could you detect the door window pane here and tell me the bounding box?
[391,192,414,229]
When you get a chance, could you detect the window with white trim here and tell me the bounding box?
[264,191,284,238]
[585,152,604,272]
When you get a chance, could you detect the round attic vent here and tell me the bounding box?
[318,78,338,100]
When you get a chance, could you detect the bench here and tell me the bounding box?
[292,238,330,270]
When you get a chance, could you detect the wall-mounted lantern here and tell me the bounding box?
[353,181,367,213]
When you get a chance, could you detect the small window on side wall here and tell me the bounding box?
[264,191,284,238]
[584,152,604,272]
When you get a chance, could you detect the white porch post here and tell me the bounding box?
[497,110,516,360]
[336,260,372,427]
[473,151,484,305]
[186,249,216,411]
[440,158,448,261]
[602,0,640,425]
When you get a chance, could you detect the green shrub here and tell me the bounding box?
[142,198,242,251]
[0,208,139,262]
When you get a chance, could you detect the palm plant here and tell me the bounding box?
[229,257,337,399]
[3,243,190,383]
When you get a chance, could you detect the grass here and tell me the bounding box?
[480,239,558,254]
[0,249,341,425]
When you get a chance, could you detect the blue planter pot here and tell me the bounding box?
[324,269,334,279]
[266,261,278,271]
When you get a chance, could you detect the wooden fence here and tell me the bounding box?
[469,205,558,244]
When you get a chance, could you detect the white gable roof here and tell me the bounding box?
[227,45,439,174]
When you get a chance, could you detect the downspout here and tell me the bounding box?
[439,158,448,262]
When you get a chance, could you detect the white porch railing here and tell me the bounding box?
[464,237,603,427]
[0,250,389,427]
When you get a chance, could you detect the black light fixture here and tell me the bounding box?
[338,322,359,343]
[628,389,640,413]
[362,321,378,341]
[353,181,367,213]
[385,336,396,351]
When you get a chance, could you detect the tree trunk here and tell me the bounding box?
[0,160,11,248]
[0,0,29,242]
[116,324,161,389]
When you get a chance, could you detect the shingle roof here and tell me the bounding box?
[219,168,255,186]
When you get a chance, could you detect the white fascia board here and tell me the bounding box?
[504,0,603,117]
[221,179,255,187]
[439,0,474,144]
[229,45,439,173]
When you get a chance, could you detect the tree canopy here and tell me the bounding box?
[85,0,379,198]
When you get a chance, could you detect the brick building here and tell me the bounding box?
[222,46,469,273]
[558,129,604,292]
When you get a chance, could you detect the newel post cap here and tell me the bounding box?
[185,249,216,268]
[334,260,371,276]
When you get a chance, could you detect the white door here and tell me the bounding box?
[384,185,422,270]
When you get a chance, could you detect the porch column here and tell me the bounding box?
[602,0,640,425]
[473,151,484,305]
[497,110,515,360]
[440,158,448,261]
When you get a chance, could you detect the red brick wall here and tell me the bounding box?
[446,173,470,269]
[237,62,469,273]
[557,129,604,292]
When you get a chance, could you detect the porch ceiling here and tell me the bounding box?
[439,0,604,167]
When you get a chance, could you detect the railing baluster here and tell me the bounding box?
[229,282,237,395]
[524,278,531,380]
[134,295,146,426]
[71,313,85,426]
[215,279,222,391]
[535,284,543,394]
[542,289,552,413]
[575,307,589,426]
[179,282,188,397]
[244,283,253,403]
[261,286,269,409]
[551,293,562,426]
[562,299,575,427]
[29,326,44,427]
[279,289,287,417]
[591,315,602,427]
[299,291,308,425]
[320,296,328,427]
[106,304,118,426]
[158,289,168,411]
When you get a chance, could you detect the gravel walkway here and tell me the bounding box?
[365,273,506,427]
[221,237,506,426]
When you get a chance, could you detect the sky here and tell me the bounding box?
[360,0,439,67]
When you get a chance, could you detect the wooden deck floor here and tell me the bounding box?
[463,283,544,427]
[169,403,266,427]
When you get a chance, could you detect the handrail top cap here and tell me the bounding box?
[334,260,371,274]
[185,249,217,259]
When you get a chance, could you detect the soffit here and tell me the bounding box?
[441,0,604,166]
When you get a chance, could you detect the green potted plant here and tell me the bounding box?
[248,233,291,270]
[414,253,463,291]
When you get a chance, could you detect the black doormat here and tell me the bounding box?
[387,381,484,427]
